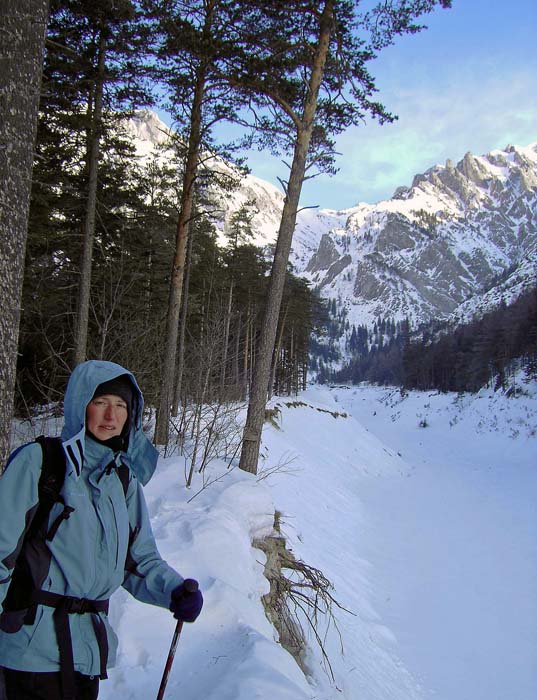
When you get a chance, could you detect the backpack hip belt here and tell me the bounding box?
[32,590,110,700]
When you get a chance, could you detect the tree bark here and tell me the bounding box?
[0,0,49,466]
[172,225,193,417]
[239,0,334,474]
[153,76,204,445]
[220,278,234,397]
[154,0,221,445]
[73,29,107,367]
[243,299,251,392]
[233,312,241,392]
[269,301,289,400]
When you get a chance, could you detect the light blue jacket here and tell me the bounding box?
[0,360,183,675]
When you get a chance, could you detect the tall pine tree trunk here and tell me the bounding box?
[172,225,193,417]
[154,0,220,445]
[73,29,107,367]
[243,299,251,392]
[154,65,208,445]
[269,302,288,400]
[239,0,334,474]
[233,312,241,393]
[0,0,49,466]
[220,279,234,398]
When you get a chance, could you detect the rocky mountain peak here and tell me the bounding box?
[125,109,172,148]
[459,151,491,187]
[306,233,341,273]
[291,139,537,334]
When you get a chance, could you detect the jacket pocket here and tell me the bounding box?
[0,606,48,656]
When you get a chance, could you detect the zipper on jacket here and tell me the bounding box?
[108,495,120,568]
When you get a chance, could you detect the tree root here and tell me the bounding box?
[254,512,352,681]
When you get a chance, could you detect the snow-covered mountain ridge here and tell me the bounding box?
[123,110,285,248]
[292,142,537,330]
[125,110,536,332]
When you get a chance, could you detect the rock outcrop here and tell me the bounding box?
[292,141,537,329]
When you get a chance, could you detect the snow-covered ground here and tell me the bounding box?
[329,381,537,700]
[79,378,536,699]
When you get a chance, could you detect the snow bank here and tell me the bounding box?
[102,387,431,700]
[101,462,312,700]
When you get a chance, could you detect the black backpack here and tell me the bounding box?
[2,436,129,616]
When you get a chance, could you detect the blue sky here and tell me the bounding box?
[246,0,537,210]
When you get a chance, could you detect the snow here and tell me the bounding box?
[518,142,537,165]
[85,377,537,700]
[475,154,510,181]
[330,382,537,700]
[123,110,174,160]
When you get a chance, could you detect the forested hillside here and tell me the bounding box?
[328,284,537,391]
[16,0,341,416]
[20,183,323,410]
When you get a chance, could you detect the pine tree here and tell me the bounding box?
[0,0,49,464]
[153,0,257,444]
[16,0,159,403]
[35,0,155,367]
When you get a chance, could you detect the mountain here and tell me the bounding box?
[125,111,536,335]
[123,110,284,248]
[291,143,537,332]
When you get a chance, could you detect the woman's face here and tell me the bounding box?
[86,394,128,440]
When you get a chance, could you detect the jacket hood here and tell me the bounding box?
[61,360,158,485]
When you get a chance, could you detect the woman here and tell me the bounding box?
[0,360,202,699]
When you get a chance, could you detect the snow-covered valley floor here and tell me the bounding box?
[97,379,537,700]
[330,383,537,700]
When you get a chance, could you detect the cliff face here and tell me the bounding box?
[292,143,537,329]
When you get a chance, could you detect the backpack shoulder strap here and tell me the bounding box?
[30,436,67,539]
[36,436,65,493]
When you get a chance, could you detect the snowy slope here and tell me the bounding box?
[84,376,537,700]
[97,398,423,700]
[123,110,284,248]
[329,380,537,700]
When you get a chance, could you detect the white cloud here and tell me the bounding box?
[300,65,537,209]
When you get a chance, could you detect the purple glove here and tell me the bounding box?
[170,578,203,622]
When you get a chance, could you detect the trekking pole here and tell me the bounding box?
[156,579,199,700]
